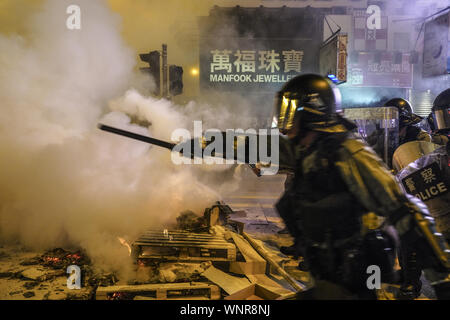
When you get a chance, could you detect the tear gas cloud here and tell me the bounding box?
[0,0,246,276]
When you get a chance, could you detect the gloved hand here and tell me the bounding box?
[400,225,449,273]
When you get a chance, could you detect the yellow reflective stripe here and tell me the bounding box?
[302,106,325,115]
[278,96,289,129]
[310,123,348,133]
[286,99,297,130]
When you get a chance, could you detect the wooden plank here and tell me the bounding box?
[242,232,306,292]
[228,233,266,275]
[201,265,251,295]
[230,233,266,263]
[134,240,231,247]
[138,236,226,242]
[135,237,230,244]
[136,255,233,262]
[96,282,220,300]
[139,234,221,241]
[224,283,283,300]
[246,274,295,296]
[133,241,234,249]
[142,231,217,238]
[136,246,236,262]
[137,234,228,240]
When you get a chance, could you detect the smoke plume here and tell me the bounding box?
[0,0,234,277]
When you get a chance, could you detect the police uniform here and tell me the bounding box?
[271,76,449,299]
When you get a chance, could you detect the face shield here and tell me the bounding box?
[332,86,342,114]
[432,107,450,131]
[274,92,302,134]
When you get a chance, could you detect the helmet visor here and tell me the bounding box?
[274,93,301,133]
[433,107,450,130]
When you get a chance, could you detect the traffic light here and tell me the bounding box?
[140,51,160,96]
[169,65,183,96]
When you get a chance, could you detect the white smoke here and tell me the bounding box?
[0,0,231,277]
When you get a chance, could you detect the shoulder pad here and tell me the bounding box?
[341,139,366,155]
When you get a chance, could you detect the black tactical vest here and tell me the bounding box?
[277,133,366,245]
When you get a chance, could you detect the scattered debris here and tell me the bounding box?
[201,265,251,295]
[23,282,39,290]
[224,283,282,300]
[158,268,177,283]
[204,202,233,227]
[88,272,118,287]
[1,202,308,300]
[176,210,206,232]
[21,267,47,281]
[23,291,35,298]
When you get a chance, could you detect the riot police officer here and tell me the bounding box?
[391,92,449,299]
[269,75,449,299]
[181,74,449,299]
[430,89,450,146]
[384,98,431,146]
[383,98,433,299]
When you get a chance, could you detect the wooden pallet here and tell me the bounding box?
[96,282,221,300]
[132,230,236,262]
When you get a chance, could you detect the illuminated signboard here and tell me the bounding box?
[200,39,318,92]
[198,6,324,93]
[319,33,348,84]
[348,51,413,88]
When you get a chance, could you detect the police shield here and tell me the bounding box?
[396,143,450,244]
[394,141,450,268]
[392,140,442,172]
[344,107,399,168]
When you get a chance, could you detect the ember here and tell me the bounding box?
[41,248,89,269]
[108,292,132,300]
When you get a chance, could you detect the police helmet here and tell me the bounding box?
[384,98,413,114]
[274,74,350,135]
[432,88,450,131]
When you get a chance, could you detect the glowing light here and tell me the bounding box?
[190,68,199,76]
[327,74,339,84]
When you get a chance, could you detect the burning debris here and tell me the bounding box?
[40,248,89,269]
[93,202,307,300]
[0,244,125,299]
[175,210,207,232]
